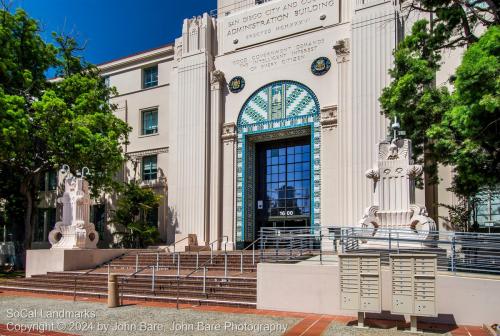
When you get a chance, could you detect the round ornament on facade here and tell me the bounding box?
[311,57,331,76]
[228,76,245,93]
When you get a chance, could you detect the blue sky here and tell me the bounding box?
[12,0,217,65]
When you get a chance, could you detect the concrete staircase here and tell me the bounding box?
[0,251,260,308]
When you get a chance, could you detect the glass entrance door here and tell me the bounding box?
[255,137,311,236]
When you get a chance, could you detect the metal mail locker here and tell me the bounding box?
[339,254,381,313]
[390,254,437,317]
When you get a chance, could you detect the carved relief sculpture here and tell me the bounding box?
[48,165,99,249]
[359,121,436,245]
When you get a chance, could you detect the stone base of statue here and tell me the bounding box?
[48,222,99,249]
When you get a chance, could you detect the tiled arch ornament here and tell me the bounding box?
[360,135,437,246]
[236,81,321,243]
[48,165,99,249]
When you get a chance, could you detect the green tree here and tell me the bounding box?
[110,182,161,248]
[379,20,452,183]
[0,7,130,249]
[428,26,500,196]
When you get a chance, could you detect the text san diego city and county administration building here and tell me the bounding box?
[32,0,465,249]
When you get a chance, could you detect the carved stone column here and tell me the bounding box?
[221,122,236,250]
[333,38,351,226]
[209,70,225,247]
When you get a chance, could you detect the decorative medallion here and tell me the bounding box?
[228,76,245,93]
[311,57,331,76]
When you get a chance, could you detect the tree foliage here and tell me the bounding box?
[0,7,130,248]
[381,1,499,229]
[428,26,500,196]
[110,182,160,248]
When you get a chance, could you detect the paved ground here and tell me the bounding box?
[0,291,491,336]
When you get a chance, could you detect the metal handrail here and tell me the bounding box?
[72,250,133,301]
[175,249,226,309]
[239,237,261,272]
[209,236,228,262]
[118,251,171,305]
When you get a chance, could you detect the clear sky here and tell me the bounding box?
[11,0,217,65]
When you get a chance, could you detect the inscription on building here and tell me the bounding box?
[222,0,339,53]
[232,38,325,72]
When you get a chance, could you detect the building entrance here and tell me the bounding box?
[255,136,312,236]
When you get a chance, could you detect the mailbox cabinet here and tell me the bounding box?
[390,254,437,317]
[339,254,381,313]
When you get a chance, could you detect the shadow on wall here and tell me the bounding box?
[167,207,179,245]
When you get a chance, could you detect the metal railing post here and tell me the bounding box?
[211,247,213,264]
[135,254,139,272]
[389,228,392,251]
[341,228,345,254]
[240,251,243,273]
[151,265,155,293]
[196,252,199,269]
[203,267,206,294]
[320,231,323,265]
[156,252,159,271]
[397,232,400,253]
[451,235,456,274]
[252,244,255,265]
[107,264,110,276]
[177,253,180,277]
[224,252,228,278]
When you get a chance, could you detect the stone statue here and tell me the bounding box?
[48,165,99,249]
[360,118,436,244]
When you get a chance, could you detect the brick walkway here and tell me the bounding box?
[0,290,492,336]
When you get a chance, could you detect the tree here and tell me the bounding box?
[405,0,500,48]
[110,182,161,248]
[428,26,500,196]
[379,20,452,184]
[0,7,130,249]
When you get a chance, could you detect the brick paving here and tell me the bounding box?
[0,290,492,336]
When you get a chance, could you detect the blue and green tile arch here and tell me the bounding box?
[235,80,322,244]
[237,80,320,126]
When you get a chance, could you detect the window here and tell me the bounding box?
[34,208,56,242]
[142,155,158,181]
[146,206,159,227]
[141,108,158,135]
[103,75,110,88]
[48,171,57,191]
[476,188,500,227]
[90,204,106,235]
[142,65,158,88]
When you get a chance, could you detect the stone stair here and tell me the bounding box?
[0,251,260,308]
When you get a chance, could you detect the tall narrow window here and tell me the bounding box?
[141,108,158,135]
[91,204,106,235]
[48,171,58,191]
[142,155,158,181]
[142,65,158,88]
[146,205,159,227]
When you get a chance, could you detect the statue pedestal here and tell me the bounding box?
[25,249,128,277]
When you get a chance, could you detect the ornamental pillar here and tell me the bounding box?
[209,70,225,247]
[221,122,236,250]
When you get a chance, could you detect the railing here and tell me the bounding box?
[73,250,132,301]
[259,226,500,275]
[175,249,227,309]
[240,237,261,273]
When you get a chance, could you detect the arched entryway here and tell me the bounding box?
[235,81,321,247]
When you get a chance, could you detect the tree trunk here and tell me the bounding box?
[20,177,36,250]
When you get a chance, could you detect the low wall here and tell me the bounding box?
[26,249,129,278]
[257,263,500,326]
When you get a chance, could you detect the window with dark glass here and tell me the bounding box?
[48,171,57,191]
[34,208,56,242]
[90,204,106,235]
[142,155,158,181]
[141,108,158,135]
[258,141,311,219]
[146,206,159,227]
[142,65,158,88]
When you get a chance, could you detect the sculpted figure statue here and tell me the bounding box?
[48,165,99,249]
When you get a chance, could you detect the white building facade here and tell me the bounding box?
[91,0,459,249]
